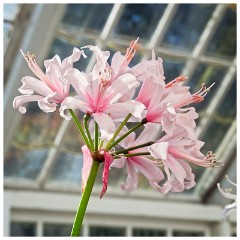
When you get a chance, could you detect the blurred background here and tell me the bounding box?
[3,3,236,237]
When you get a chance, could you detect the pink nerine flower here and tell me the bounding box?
[112,123,171,193]
[60,40,145,139]
[148,127,221,192]
[13,48,85,113]
[81,145,114,198]
[217,175,237,220]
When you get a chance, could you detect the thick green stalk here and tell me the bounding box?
[69,109,91,149]
[71,160,100,236]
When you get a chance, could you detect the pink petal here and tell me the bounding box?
[106,100,145,121]
[164,154,186,184]
[106,73,139,103]
[13,95,44,114]
[60,96,90,120]
[100,150,114,198]
[128,156,165,189]
[61,47,85,72]
[92,112,115,140]
[111,51,125,73]
[121,160,138,191]
[63,69,90,99]
[148,142,169,161]
[38,93,58,113]
[111,158,125,169]
[117,125,136,149]
[131,122,161,147]
[81,145,93,193]
[19,76,54,96]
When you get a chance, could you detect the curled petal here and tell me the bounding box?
[19,76,54,96]
[60,96,90,120]
[38,93,58,113]
[62,47,86,72]
[100,150,114,198]
[13,95,43,114]
[81,145,93,193]
[221,202,237,220]
[149,142,169,161]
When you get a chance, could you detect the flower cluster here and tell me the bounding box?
[13,39,222,198]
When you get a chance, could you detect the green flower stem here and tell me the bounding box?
[94,121,99,152]
[69,109,91,149]
[105,113,132,150]
[106,119,146,151]
[116,152,150,158]
[71,159,100,237]
[84,114,94,150]
[114,141,155,155]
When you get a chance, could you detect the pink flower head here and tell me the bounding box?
[136,76,213,139]
[148,128,222,192]
[13,48,85,113]
[60,40,145,140]
[81,145,114,198]
[132,50,165,84]
[112,123,171,193]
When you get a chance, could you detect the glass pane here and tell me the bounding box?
[162,4,215,51]
[4,4,19,21]
[48,151,83,184]
[10,102,62,148]
[62,118,86,152]
[89,226,126,236]
[61,4,113,32]
[4,22,13,49]
[113,4,167,40]
[201,80,236,154]
[173,230,204,236]
[10,222,36,236]
[48,37,93,73]
[44,223,74,236]
[133,228,166,236]
[4,147,48,179]
[163,57,185,82]
[206,7,236,58]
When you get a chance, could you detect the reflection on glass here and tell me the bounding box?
[133,228,166,236]
[190,63,227,119]
[10,222,36,236]
[89,226,126,236]
[48,151,83,184]
[44,223,74,236]
[173,230,204,236]
[206,7,236,58]
[114,4,167,40]
[62,4,113,32]
[10,102,62,148]
[162,4,215,51]
[4,147,48,179]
